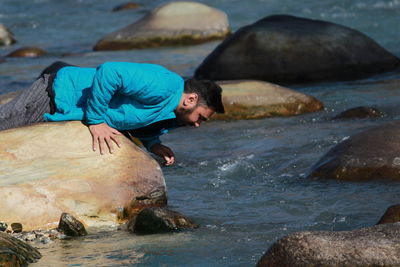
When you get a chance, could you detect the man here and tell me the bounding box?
[0,61,224,165]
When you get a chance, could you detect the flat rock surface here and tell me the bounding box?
[257,223,400,267]
[214,80,323,119]
[0,121,166,230]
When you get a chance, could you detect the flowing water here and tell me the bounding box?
[1,0,400,266]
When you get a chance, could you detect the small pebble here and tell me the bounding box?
[11,222,23,233]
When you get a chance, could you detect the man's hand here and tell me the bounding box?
[88,123,122,154]
[151,143,175,166]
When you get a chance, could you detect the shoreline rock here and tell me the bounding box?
[0,232,41,266]
[94,1,230,50]
[0,24,16,46]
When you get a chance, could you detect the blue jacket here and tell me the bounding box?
[43,62,184,149]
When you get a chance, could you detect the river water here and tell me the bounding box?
[1,0,400,266]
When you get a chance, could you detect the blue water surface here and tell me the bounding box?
[1,0,400,266]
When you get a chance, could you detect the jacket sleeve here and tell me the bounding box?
[139,136,162,151]
[85,62,178,125]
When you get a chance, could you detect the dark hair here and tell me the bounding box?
[184,78,224,113]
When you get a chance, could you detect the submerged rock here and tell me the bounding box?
[257,223,400,267]
[112,2,140,12]
[307,121,400,181]
[377,204,400,224]
[0,232,41,266]
[94,1,230,50]
[214,80,323,120]
[0,24,16,46]
[128,207,198,234]
[58,213,87,237]
[7,47,47,58]
[195,15,400,84]
[0,121,167,231]
[332,106,384,120]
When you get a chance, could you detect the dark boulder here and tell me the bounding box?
[0,232,41,266]
[57,213,87,237]
[195,15,400,84]
[377,204,400,224]
[332,106,384,120]
[7,47,47,58]
[307,121,400,181]
[10,223,22,234]
[128,207,198,234]
[257,223,400,267]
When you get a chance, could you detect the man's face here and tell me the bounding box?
[175,105,215,127]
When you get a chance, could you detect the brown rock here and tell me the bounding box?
[10,223,22,233]
[377,204,400,224]
[214,80,323,120]
[0,121,167,231]
[58,213,87,237]
[94,1,230,50]
[307,121,400,181]
[128,207,199,234]
[112,2,140,12]
[7,47,47,58]
[257,223,400,267]
[0,232,41,266]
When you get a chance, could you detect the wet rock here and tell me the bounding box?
[257,223,400,267]
[0,24,16,46]
[214,80,323,120]
[58,213,87,237]
[0,232,41,266]
[307,121,400,181]
[94,1,230,50]
[7,46,47,58]
[377,204,400,224]
[112,2,140,12]
[332,106,384,120]
[128,207,199,234]
[0,222,7,232]
[0,121,167,231]
[11,223,22,233]
[195,15,400,84]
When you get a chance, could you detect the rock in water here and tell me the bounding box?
[58,213,87,237]
[307,121,400,181]
[0,24,16,46]
[257,223,400,267]
[0,232,41,266]
[112,2,140,12]
[128,207,198,234]
[10,223,22,234]
[94,1,230,50]
[195,15,400,84]
[7,47,47,58]
[332,106,384,120]
[377,205,400,224]
[0,121,167,230]
[214,80,323,120]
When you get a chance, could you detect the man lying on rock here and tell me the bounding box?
[0,61,224,165]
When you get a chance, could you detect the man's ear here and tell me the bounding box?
[183,93,198,108]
